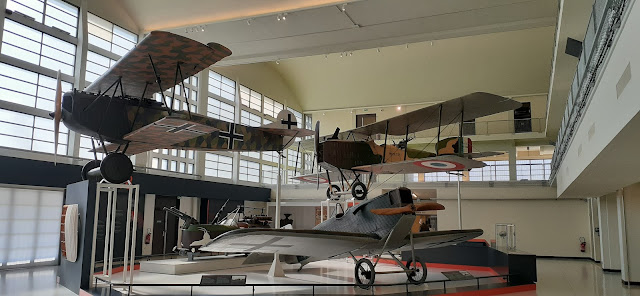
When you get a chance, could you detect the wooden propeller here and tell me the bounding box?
[370,202,445,215]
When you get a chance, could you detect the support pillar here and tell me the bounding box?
[620,183,640,284]
[598,193,621,271]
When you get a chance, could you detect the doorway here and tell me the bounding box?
[152,196,179,255]
[356,114,376,127]
[514,102,532,133]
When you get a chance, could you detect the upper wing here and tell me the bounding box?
[338,93,521,137]
[200,228,379,258]
[85,31,231,98]
[351,155,486,174]
[398,229,483,250]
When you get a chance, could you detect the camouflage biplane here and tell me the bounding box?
[293,92,522,200]
[50,31,312,183]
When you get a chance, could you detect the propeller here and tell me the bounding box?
[370,202,445,216]
[314,121,320,190]
[53,70,62,165]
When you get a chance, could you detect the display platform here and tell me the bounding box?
[94,258,531,296]
[139,254,252,275]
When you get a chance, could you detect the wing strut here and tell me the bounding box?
[129,82,150,132]
[148,54,172,115]
[382,120,389,163]
[176,62,192,119]
[437,104,443,149]
[458,102,464,156]
[403,125,409,161]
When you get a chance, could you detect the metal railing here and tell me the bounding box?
[94,273,515,296]
[549,0,630,182]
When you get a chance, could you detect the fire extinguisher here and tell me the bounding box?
[579,237,586,252]
[145,229,151,244]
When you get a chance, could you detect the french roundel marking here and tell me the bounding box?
[414,160,465,171]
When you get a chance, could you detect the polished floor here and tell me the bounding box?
[0,258,639,295]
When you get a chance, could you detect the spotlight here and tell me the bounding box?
[277,14,281,21]
[340,52,343,58]
[341,3,347,12]
[377,48,380,53]
[276,60,280,65]
[324,54,328,59]
[247,19,252,25]
[282,13,287,20]
[397,106,401,111]
[406,44,409,49]
[430,41,434,46]
[349,52,353,56]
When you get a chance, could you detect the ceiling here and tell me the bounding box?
[118,0,355,32]
[149,0,559,66]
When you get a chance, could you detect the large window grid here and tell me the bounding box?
[263,96,283,118]
[208,71,235,102]
[287,107,303,128]
[6,0,79,36]
[240,110,261,127]
[516,159,551,180]
[204,153,233,179]
[0,108,68,154]
[87,13,137,57]
[150,149,195,174]
[239,160,260,182]
[85,51,116,83]
[0,187,64,269]
[2,19,76,75]
[240,85,261,111]
[78,135,105,160]
[262,164,277,185]
[469,161,510,181]
[207,97,235,122]
[0,63,73,112]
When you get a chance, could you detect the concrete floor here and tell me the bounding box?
[0,258,639,295]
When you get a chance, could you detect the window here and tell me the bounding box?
[0,108,68,154]
[240,85,261,111]
[204,153,233,179]
[207,97,235,122]
[424,171,457,182]
[262,164,277,184]
[262,151,278,163]
[0,63,73,112]
[241,110,261,127]
[287,149,301,169]
[240,151,260,159]
[85,51,116,83]
[516,159,551,180]
[303,152,314,172]
[208,71,235,101]
[87,13,137,56]
[0,187,64,268]
[263,96,283,118]
[469,161,510,181]
[287,170,300,184]
[6,0,79,36]
[149,149,195,173]
[78,135,105,160]
[2,19,76,75]
[239,160,259,182]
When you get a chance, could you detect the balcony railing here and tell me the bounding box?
[550,0,629,182]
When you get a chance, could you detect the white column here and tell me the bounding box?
[620,183,640,283]
[598,193,621,271]
[589,198,601,262]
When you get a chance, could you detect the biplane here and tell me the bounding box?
[200,187,482,288]
[292,93,522,200]
[50,31,312,183]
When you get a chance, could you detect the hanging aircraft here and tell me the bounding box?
[49,31,312,184]
[292,93,522,200]
[200,187,483,288]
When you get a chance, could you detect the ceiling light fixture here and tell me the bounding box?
[377,48,380,53]
[276,60,280,65]
[282,13,287,20]
[277,14,281,21]
[247,19,252,25]
[349,52,353,56]
[341,3,347,12]
[340,52,343,58]
[324,54,328,59]
[397,106,401,111]
[406,44,409,49]
[430,41,434,46]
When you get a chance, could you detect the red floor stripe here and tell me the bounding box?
[432,284,536,296]
[374,258,499,274]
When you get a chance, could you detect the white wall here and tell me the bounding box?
[436,198,592,258]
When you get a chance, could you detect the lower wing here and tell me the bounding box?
[352,155,486,174]
[396,229,483,251]
[200,228,379,258]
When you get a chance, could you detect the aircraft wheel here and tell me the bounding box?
[100,153,133,184]
[81,160,101,181]
[351,181,368,200]
[354,258,375,289]
[326,185,340,200]
[405,257,427,284]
